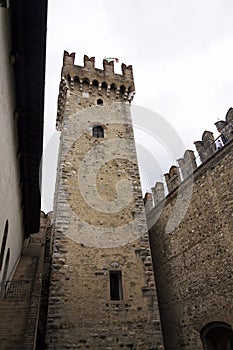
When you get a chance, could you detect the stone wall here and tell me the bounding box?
[36,212,53,348]
[46,235,163,349]
[148,139,233,349]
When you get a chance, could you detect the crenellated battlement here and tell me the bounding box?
[177,150,197,180]
[194,130,215,162]
[144,107,233,210]
[215,107,233,144]
[62,51,134,89]
[56,51,135,130]
[164,165,181,193]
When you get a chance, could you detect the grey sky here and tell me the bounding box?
[42,0,233,211]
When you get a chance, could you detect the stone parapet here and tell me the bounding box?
[56,51,135,130]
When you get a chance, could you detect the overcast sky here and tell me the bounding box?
[42,0,233,211]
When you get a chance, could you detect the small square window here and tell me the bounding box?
[93,125,104,138]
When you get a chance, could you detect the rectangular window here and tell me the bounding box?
[93,125,104,138]
[109,271,123,301]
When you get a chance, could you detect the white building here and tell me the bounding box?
[0,0,47,299]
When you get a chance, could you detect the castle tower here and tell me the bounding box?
[46,51,164,349]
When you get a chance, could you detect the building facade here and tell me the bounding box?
[1,5,233,347]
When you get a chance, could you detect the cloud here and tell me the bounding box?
[42,0,233,209]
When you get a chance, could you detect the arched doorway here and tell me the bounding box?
[201,322,233,350]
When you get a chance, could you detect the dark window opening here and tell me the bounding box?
[110,271,123,301]
[83,78,90,85]
[93,125,104,138]
[0,220,8,271]
[74,76,80,84]
[101,82,108,93]
[93,80,99,88]
[120,85,126,95]
[97,99,103,106]
[102,82,107,89]
[201,322,233,350]
[82,78,90,92]
[110,83,117,93]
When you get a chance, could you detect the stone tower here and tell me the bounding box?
[46,51,164,349]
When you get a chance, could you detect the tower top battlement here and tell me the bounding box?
[56,51,136,129]
[62,51,135,91]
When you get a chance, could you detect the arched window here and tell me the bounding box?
[82,78,90,93]
[97,99,103,106]
[110,83,117,97]
[101,82,107,94]
[92,80,99,94]
[74,76,80,84]
[92,80,99,89]
[201,322,233,350]
[93,125,104,138]
[110,83,117,93]
[0,220,8,271]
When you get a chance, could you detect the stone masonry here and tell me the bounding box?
[148,134,233,349]
[45,52,164,349]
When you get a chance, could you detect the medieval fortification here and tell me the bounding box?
[0,35,232,349]
[42,52,233,349]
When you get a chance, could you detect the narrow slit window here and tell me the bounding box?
[110,271,123,301]
[93,125,104,138]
